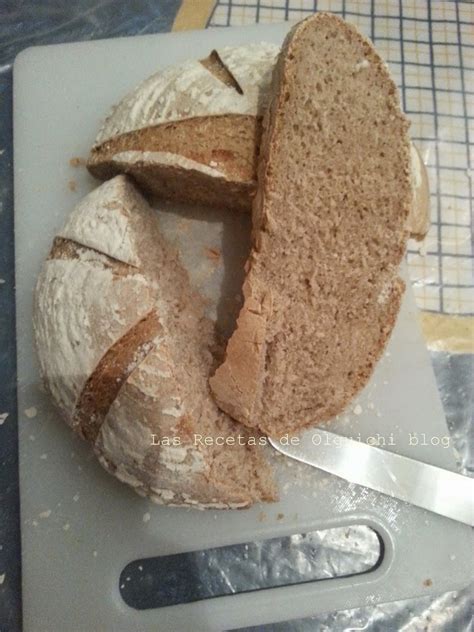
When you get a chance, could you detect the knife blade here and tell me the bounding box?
[269,429,474,526]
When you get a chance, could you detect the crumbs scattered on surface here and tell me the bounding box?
[0,413,9,425]
[276,513,284,521]
[69,157,86,168]
[40,453,48,460]
[32,520,38,527]
[62,523,70,531]
[143,512,151,523]
[367,402,375,410]
[204,247,221,262]
[353,404,363,416]
[0,279,5,285]
[29,435,35,441]
[39,510,52,519]
[73,493,80,502]
[423,578,433,587]
[68,179,77,192]
[24,407,37,419]
[93,550,98,558]
[0,573,5,585]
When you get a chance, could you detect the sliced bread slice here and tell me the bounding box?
[210,13,412,436]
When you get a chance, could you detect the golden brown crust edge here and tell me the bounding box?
[408,145,431,241]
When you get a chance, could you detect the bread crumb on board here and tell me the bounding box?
[69,157,86,168]
[68,179,77,192]
[276,512,284,521]
[423,578,433,587]
[24,407,37,419]
[204,247,221,262]
[0,413,9,425]
[142,512,151,523]
[39,509,52,519]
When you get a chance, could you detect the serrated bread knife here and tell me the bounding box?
[269,429,474,526]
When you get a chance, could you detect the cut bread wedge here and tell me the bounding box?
[34,176,276,508]
[88,44,429,239]
[88,44,278,211]
[210,13,413,437]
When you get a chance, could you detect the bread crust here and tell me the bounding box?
[409,144,430,241]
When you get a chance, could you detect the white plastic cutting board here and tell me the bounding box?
[14,22,473,632]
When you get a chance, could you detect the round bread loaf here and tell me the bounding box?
[34,175,277,508]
